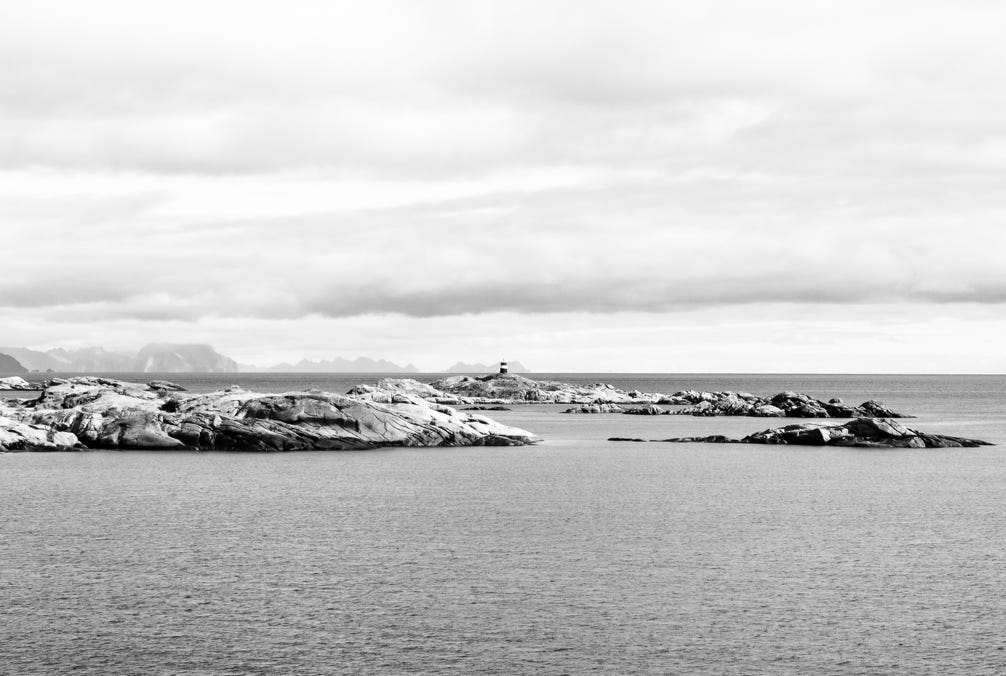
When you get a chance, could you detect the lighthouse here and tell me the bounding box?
[499,359,509,374]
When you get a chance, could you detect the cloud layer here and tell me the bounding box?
[2,0,1005,369]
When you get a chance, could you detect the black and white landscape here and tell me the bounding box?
[4,2,1006,674]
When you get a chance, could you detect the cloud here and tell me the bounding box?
[2,0,1005,179]
[3,179,1006,323]
[2,0,1006,370]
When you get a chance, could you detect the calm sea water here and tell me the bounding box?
[3,374,1006,674]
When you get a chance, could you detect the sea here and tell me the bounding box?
[3,373,1006,675]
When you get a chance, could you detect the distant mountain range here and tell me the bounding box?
[1,344,238,373]
[241,357,419,373]
[2,344,530,374]
[444,361,530,373]
[0,352,28,374]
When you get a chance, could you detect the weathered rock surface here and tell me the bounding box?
[610,418,992,449]
[347,378,473,406]
[0,416,80,451]
[432,373,648,404]
[561,403,625,414]
[671,391,909,418]
[146,380,186,392]
[0,376,39,391]
[623,405,668,415]
[354,374,653,405]
[357,375,912,418]
[3,377,539,452]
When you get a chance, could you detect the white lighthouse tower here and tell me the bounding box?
[499,359,509,374]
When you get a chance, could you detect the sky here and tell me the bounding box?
[2,0,1006,372]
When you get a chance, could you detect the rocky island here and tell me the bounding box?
[351,373,911,418]
[610,418,992,449]
[631,391,909,418]
[666,390,909,418]
[431,373,650,404]
[0,377,539,452]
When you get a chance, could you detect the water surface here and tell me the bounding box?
[3,374,1005,674]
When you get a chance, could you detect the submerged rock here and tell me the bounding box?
[612,418,992,449]
[4,377,539,452]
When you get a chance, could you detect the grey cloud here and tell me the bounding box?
[302,280,876,319]
[2,249,1001,323]
[3,167,1006,324]
[2,0,1006,332]
[3,0,1005,181]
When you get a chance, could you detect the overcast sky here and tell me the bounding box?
[2,0,1005,372]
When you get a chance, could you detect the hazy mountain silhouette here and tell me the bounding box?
[444,361,529,373]
[1,344,238,373]
[242,357,419,373]
[0,352,28,374]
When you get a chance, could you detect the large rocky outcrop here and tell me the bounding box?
[610,418,992,449]
[2,377,539,452]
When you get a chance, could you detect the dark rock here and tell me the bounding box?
[147,380,187,392]
[562,403,625,414]
[611,418,992,449]
[623,405,667,415]
[656,435,739,443]
[856,400,906,418]
[739,418,986,448]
